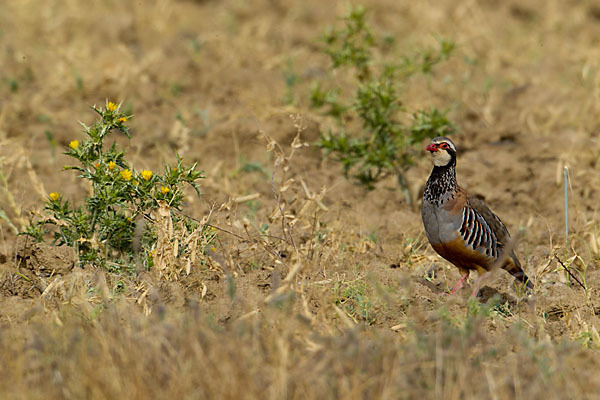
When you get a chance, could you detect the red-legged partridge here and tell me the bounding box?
[421,137,533,294]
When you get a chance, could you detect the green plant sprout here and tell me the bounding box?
[333,277,375,325]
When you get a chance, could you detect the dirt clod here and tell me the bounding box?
[15,237,77,277]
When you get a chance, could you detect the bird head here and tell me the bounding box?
[425,137,456,167]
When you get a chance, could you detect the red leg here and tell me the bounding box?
[471,283,480,297]
[449,272,469,295]
[471,272,488,297]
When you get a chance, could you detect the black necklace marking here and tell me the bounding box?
[423,157,457,207]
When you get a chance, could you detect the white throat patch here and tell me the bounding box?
[431,150,452,167]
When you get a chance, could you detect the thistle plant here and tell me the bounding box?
[25,101,208,273]
[312,6,456,205]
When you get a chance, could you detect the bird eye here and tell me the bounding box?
[439,143,449,150]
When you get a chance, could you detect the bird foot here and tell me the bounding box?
[448,273,469,295]
[471,272,489,297]
[449,285,462,295]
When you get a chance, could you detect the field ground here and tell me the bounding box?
[2,0,600,398]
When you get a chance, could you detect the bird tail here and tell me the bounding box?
[506,253,533,290]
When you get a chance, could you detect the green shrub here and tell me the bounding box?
[312,6,456,204]
[24,101,209,273]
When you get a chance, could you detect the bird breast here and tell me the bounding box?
[421,200,463,245]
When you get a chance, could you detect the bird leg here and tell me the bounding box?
[471,271,490,297]
[449,272,469,294]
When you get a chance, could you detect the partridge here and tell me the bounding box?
[421,137,533,294]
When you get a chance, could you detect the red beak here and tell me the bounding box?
[425,143,438,152]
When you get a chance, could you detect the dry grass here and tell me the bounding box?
[1,300,599,400]
[2,0,600,398]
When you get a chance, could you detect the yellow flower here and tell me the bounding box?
[95,162,100,168]
[160,186,170,194]
[49,192,60,201]
[69,140,79,150]
[132,180,139,186]
[107,101,117,112]
[108,161,116,170]
[120,169,132,181]
[119,116,127,123]
[141,170,153,181]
